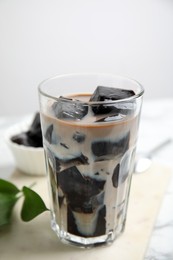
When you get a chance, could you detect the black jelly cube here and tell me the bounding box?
[90,86,135,115]
[52,98,88,120]
[55,153,89,172]
[92,132,130,160]
[72,131,86,143]
[26,112,43,147]
[11,132,31,146]
[112,152,131,188]
[112,163,120,188]
[11,112,43,148]
[44,124,53,143]
[44,124,59,145]
[28,113,41,134]
[90,86,135,102]
[57,166,105,213]
[93,205,106,237]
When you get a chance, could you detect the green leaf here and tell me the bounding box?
[21,186,49,222]
[0,179,20,227]
[0,179,20,195]
[0,193,18,226]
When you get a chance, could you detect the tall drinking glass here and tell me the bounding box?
[38,73,144,248]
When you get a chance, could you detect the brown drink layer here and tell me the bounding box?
[41,93,138,239]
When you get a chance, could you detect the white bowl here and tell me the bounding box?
[5,118,46,176]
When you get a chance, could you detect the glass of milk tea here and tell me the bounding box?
[38,73,144,248]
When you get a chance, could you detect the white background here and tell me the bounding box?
[0,0,173,116]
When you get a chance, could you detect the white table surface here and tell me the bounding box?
[1,98,173,259]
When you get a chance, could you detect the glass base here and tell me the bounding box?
[51,218,126,248]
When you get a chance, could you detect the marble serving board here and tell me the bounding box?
[0,163,172,260]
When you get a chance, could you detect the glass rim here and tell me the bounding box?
[38,73,144,104]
